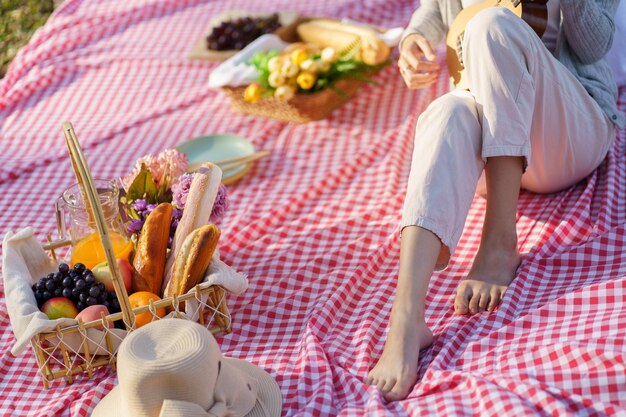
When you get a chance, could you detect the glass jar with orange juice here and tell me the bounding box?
[56,179,133,269]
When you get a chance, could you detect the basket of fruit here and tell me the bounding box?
[3,123,243,388]
[219,18,393,123]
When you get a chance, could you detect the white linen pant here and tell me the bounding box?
[400,8,615,269]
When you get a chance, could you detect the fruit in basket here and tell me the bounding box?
[76,305,111,328]
[92,259,133,293]
[33,262,123,315]
[206,14,282,51]
[41,297,79,320]
[128,291,166,328]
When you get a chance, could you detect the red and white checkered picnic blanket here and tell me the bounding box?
[1,0,625,415]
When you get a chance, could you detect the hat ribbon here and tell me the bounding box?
[159,399,232,417]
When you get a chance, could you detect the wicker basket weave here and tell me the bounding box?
[30,122,232,388]
[222,78,364,123]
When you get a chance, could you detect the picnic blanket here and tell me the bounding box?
[1,0,625,416]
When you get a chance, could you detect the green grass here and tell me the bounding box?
[0,0,55,78]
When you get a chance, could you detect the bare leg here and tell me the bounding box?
[366,226,437,401]
[455,156,523,314]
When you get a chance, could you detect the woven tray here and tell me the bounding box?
[222,78,364,123]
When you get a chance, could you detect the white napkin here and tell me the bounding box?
[183,250,248,323]
[2,227,77,355]
[208,34,290,88]
[204,250,248,294]
[3,228,247,356]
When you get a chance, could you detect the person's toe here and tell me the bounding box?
[468,290,481,314]
[454,284,472,314]
[478,290,490,312]
[375,378,387,392]
[381,377,397,393]
[384,381,411,402]
[488,287,501,311]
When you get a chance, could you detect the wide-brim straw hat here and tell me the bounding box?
[92,319,281,417]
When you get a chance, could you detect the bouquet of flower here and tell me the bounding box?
[242,42,386,103]
[120,149,229,246]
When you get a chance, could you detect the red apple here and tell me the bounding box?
[76,305,111,329]
[92,259,133,293]
[41,297,79,320]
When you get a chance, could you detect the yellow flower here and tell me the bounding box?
[321,47,338,63]
[268,56,283,73]
[281,61,299,78]
[296,71,317,90]
[316,59,331,73]
[274,85,296,100]
[243,83,263,103]
[299,59,317,73]
[290,48,308,66]
[268,72,286,88]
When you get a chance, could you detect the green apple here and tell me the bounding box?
[41,297,79,320]
[92,259,133,293]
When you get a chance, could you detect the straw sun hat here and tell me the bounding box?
[92,319,282,417]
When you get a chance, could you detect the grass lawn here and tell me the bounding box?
[0,0,55,78]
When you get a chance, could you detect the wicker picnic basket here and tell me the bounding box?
[30,122,232,388]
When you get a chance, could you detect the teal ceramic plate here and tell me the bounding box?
[176,134,256,184]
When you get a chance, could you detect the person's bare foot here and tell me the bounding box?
[454,237,521,314]
[366,307,434,401]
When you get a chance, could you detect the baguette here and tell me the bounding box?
[132,202,173,294]
[164,224,221,299]
[161,163,223,295]
[296,19,390,65]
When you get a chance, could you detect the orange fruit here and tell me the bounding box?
[128,291,166,328]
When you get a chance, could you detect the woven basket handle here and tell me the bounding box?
[61,122,134,328]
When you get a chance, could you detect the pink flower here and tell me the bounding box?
[158,148,188,182]
[172,173,194,209]
[209,183,230,224]
[172,175,229,223]
[121,148,188,191]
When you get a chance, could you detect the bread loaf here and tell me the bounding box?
[164,224,221,299]
[161,163,223,295]
[132,202,172,294]
[296,19,390,65]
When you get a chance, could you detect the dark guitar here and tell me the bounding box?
[446,0,549,90]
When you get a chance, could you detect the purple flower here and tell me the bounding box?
[172,173,194,209]
[128,219,145,233]
[209,184,230,224]
[131,199,148,213]
[145,204,157,215]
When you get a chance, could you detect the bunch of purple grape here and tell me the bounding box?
[32,263,121,313]
[207,14,281,51]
